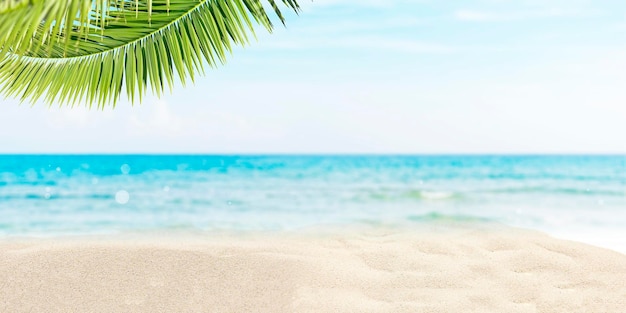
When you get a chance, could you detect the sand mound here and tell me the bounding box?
[1,226,625,312]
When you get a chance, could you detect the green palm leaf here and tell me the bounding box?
[0,0,299,107]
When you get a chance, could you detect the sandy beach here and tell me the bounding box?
[1,225,625,313]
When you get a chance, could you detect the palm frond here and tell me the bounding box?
[0,0,299,107]
[0,0,29,13]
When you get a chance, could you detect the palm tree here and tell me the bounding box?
[0,0,300,107]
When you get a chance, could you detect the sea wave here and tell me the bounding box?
[407,212,493,223]
[365,189,462,201]
[483,186,625,197]
[0,193,115,201]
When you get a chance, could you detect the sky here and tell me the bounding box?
[0,0,625,154]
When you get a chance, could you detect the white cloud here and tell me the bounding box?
[292,16,427,34]
[256,35,454,53]
[338,37,454,53]
[301,0,417,9]
[454,8,597,22]
[128,99,183,136]
[46,106,91,128]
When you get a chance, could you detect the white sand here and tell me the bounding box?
[1,225,625,312]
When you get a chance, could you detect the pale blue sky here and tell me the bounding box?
[1,0,625,153]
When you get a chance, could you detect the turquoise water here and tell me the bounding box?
[1,155,625,251]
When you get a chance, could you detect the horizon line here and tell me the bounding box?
[0,153,624,157]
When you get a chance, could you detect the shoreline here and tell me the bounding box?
[3,221,625,255]
[2,224,625,312]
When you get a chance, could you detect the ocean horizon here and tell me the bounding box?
[1,154,625,252]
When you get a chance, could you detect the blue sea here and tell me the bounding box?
[1,155,625,251]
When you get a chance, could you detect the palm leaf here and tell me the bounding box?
[0,0,299,107]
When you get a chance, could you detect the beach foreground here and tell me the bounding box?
[1,225,625,313]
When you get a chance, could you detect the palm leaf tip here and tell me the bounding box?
[0,0,301,108]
